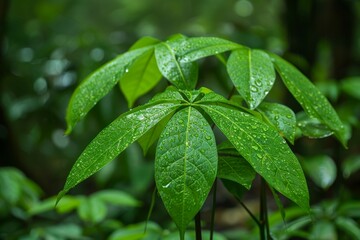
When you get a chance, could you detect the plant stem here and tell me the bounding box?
[236,199,261,227]
[195,211,202,240]
[210,179,217,240]
[260,177,271,240]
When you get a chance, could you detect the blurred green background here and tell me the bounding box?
[1,0,360,239]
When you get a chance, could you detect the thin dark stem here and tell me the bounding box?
[226,86,236,100]
[195,211,202,240]
[236,198,261,227]
[209,179,217,240]
[260,177,266,240]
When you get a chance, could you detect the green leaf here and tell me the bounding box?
[59,102,181,201]
[155,42,198,90]
[221,179,248,200]
[341,77,360,100]
[120,48,162,108]
[258,102,296,144]
[301,155,336,189]
[129,36,160,51]
[93,190,141,207]
[342,155,360,178]
[109,222,162,240]
[138,113,174,155]
[77,196,107,223]
[296,111,334,138]
[335,217,360,240]
[269,186,286,223]
[311,220,337,240]
[227,48,275,109]
[155,107,217,238]
[175,37,241,62]
[271,54,347,147]
[217,142,256,189]
[201,104,309,210]
[66,46,154,134]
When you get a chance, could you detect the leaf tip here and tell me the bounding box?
[55,190,67,207]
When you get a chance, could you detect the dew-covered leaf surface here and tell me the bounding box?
[155,42,198,90]
[296,111,334,139]
[271,54,347,147]
[155,107,217,237]
[59,102,181,200]
[66,46,154,134]
[175,37,241,63]
[258,102,296,144]
[202,105,309,210]
[120,48,162,108]
[227,48,275,109]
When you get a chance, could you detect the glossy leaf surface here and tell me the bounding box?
[301,155,336,189]
[176,37,241,62]
[202,104,309,210]
[155,42,198,90]
[227,48,275,109]
[66,46,153,133]
[217,141,256,189]
[155,107,217,237]
[271,54,347,146]
[59,102,181,200]
[120,48,162,108]
[258,102,296,144]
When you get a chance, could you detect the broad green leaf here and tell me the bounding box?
[120,48,162,108]
[269,186,286,223]
[271,54,347,146]
[335,217,360,240]
[155,107,217,238]
[129,36,160,50]
[93,190,141,207]
[341,77,360,100]
[217,142,256,189]
[201,104,309,210]
[227,48,275,109]
[175,37,241,62]
[59,102,181,201]
[77,196,107,223]
[342,155,360,178]
[66,46,154,134]
[138,113,174,155]
[155,42,198,90]
[301,155,336,189]
[296,111,333,138]
[258,102,296,144]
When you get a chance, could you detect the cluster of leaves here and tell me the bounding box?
[0,167,143,239]
[59,35,347,238]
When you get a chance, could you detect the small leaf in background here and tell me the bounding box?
[217,141,256,189]
[29,195,80,215]
[316,81,339,102]
[335,217,360,240]
[109,221,162,240]
[221,179,248,201]
[138,113,174,155]
[66,46,154,134]
[271,54,347,147]
[227,48,275,109]
[155,42,198,90]
[296,111,334,138]
[120,48,162,108]
[59,102,181,201]
[93,190,141,207]
[258,102,296,144]
[269,186,286,223]
[342,155,360,178]
[77,196,107,223]
[310,220,337,240]
[129,36,160,50]
[155,107,217,238]
[202,104,309,210]
[176,37,241,62]
[301,155,336,189]
[340,77,360,100]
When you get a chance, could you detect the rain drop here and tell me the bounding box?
[163,183,171,188]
